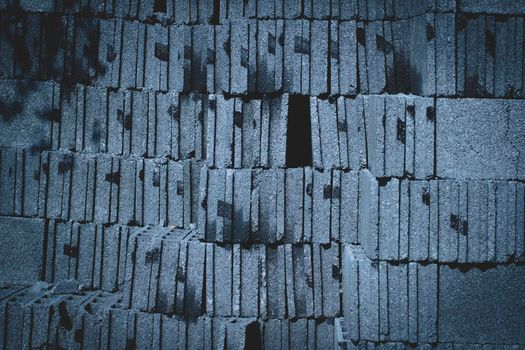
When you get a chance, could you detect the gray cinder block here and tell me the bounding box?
[0,217,45,284]
[310,20,328,95]
[266,244,286,318]
[409,181,430,262]
[312,169,331,243]
[169,25,191,92]
[379,178,400,260]
[384,95,405,177]
[436,99,525,180]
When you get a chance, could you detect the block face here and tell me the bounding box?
[0,217,45,284]
[437,99,525,180]
[439,264,525,344]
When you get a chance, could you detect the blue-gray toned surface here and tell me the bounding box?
[0,0,524,349]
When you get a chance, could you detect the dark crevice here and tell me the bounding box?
[286,94,312,168]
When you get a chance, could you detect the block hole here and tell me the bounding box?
[154,0,167,13]
[286,94,312,167]
[244,321,262,350]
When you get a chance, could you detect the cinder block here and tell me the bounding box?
[283,19,302,93]
[169,25,191,92]
[313,169,331,243]
[97,19,122,88]
[269,94,288,167]
[409,181,430,261]
[359,170,379,259]
[365,95,385,177]
[318,98,340,169]
[436,99,525,180]
[379,178,400,260]
[346,96,367,170]
[366,22,387,93]
[439,264,525,344]
[438,181,459,262]
[311,20,328,95]
[322,243,340,317]
[0,217,45,284]
[240,245,261,317]
[266,245,286,318]
[185,241,205,316]
[214,244,232,316]
[384,95,405,177]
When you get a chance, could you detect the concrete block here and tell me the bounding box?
[233,169,251,242]
[340,21,358,94]
[359,170,379,259]
[318,98,340,169]
[379,178,400,260]
[266,245,286,318]
[366,95,385,177]
[387,263,408,342]
[409,181,430,261]
[366,22,387,93]
[496,182,517,262]
[214,95,234,167]
[77,223,97,287]
[346,96,367,170]
[436,99,525,180]
[22,149,40,217]
[269,94,288,168]
[301,19,311,94]
[0,217,45,284]
[0,147,16,215]
[240,245,261,317]
[214,245,232,316]
[407,262,417,343]
[465,15,485,97]
[340,171,359,244]
[97,19,122,88]
[311,20,328,95]
[260,93,271,168]
[322,243,340,317]
[460,0,525,14]
[313,169,331,243]
[384,95,405,177]
[185,241,205,316]
[417,263,438,343]
[283,19,302,93]
[359,254,379,341]
[439,264,525,344]
[310,97,323,169]
[189,26,207,93]
[404,97,415,176]
[168,25,190,92]
[285,168,304,243]
[331,170,341,242]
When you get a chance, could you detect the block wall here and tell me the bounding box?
[0,0,524,349]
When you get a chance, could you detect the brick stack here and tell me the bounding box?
[0,0,524,349]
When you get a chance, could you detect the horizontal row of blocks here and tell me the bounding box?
[334,319,525,350]
[1,12,525,97]
[2,79,524,179]
[0,284,337,350]
[1,0,458,22]
[341,245,525,345]
[0,149,201,227]
[2,217,342,319]
[359,170,525,263]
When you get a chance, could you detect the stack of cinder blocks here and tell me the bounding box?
[0,0,524,349]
